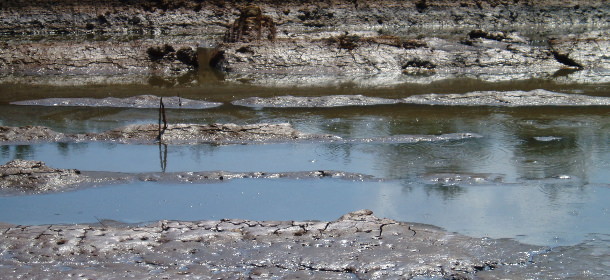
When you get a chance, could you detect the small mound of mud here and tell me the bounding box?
[12,95,222,109]
[0,159,89,193]
[402,89,610,106]
[232,95,398,108]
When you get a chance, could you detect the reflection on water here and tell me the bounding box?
[0,79,608,248]
[0,179,607,246]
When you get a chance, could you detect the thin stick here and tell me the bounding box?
[161,97,167,130]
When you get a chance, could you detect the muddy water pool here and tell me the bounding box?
[0,79,609,248]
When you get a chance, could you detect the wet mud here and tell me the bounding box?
[0,209,543,279]
[11,95,222,109]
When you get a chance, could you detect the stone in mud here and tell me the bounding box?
[401,89,610,106]
[232,94,398,107]
[0,159,88,192]
[0,210,542,279]
[11,95,222,109]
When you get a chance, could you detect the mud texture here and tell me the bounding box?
[11,95,222,109]
[0,123,481,145]
[232,90,610,107]
[0,209,545,279]
[1,1,609,85]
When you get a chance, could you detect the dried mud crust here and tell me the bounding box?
[0,209,542,279]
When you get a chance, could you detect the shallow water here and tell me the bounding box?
[0,79,609,248]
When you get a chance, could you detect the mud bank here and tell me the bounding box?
[0,123,480,145]
[232,90,610,107]
[11,95,221,109]
[0,209,544,279]
[1,1,609,85]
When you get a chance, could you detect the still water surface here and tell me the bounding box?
[0,79,608,247]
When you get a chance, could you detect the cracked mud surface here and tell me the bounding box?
[0,209,543,279]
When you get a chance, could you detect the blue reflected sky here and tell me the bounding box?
[0,179,607,246]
